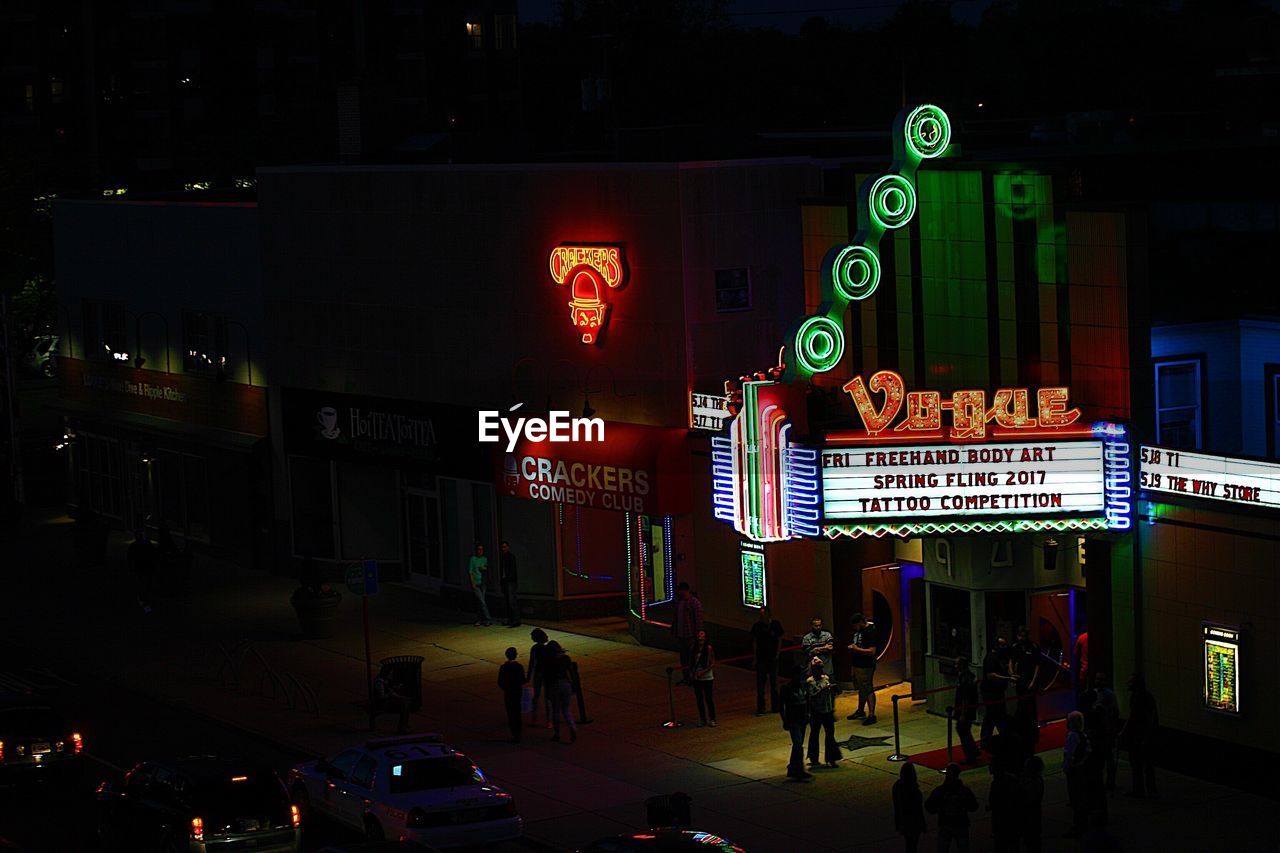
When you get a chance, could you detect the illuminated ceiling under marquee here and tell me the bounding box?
[791,104,952,378]
[549,244,629,345]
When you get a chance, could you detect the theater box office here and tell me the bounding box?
[277,388,494,593]
[54,358,271,566]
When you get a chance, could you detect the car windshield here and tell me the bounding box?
[387,756,484,794]
[0,708,66,736]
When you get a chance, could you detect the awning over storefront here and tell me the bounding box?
[497,420,692,516]
[46,398,265,451]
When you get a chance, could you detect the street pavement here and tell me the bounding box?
[1,509,1275,853]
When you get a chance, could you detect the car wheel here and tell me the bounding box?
[364,816,385,842]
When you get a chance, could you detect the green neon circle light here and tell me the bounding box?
[869,174,917,230]
[831,244,881,301]
[795,315,845,374]
[904,104,951,159]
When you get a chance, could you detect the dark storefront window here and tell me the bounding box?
[77,434,122,517]
[714,267,751,312]
[290,456,335,558]
[83,300,128,362]
[929,585,971,660]
[182,309,228,375]
[155,450,211,543]
[183,455,209,541]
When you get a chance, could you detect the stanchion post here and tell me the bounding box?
[571,661,592,724]
[945,705,954,766]
[887,693,908,762]
[662,666,683,729]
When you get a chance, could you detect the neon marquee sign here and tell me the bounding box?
[834,370,1084,443]
[549,244,628,345]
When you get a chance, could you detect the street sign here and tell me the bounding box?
[346,560,379,596]
[344,564,365,595]
[362,559,379,596]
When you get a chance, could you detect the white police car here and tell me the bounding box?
[289,734,521,848]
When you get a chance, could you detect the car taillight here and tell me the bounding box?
[191,816,204,842]
[72,733,83,754]
[0,740,4,762]
[290,804,300,828]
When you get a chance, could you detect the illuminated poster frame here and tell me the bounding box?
[740,541,767,608]
[1202,623,1241,715]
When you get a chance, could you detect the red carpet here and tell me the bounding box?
[906,719,1067,772]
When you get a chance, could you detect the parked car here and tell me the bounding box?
[96,756,301,852]
[23,335,59,377]
[578,830,748,852]
[317,842,441,852]
[0,703,84,786]
[290,733,521,849]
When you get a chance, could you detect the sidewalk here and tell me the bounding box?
[3,511,1274,853]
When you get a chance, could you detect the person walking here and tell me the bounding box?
[1119,672,1159,798]
[498,647,525,743]
[468,543,493,626]
[1020,756,1045,853]
[846,611,879,725]
[498,541,521,627]
[690,630,717,727]
[980,637,1016,752]
[806,658,840,768]
[953,655,981,764]
[1062,710,1091,838]
[751,606,785,716]
[1011,625,1042,749]
[988,763,1021,853]
[527,628,553,728]
[671,582,703,685]
[128,527,158,613]
[778,666,812,781]
[545,641,577,743]
[372,669,411,734]
[892,761,927,853]
[801,617,834,675]
[924,763,979,853]
[1084,671,1120,792]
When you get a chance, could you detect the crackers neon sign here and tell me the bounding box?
[549,244,628,345]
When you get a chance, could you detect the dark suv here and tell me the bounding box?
[97,756,301,852]
[0,704,84,785]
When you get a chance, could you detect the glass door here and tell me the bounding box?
[403,489,441,585]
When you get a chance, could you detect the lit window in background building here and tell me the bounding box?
[465,20,483,49]
[182,310,228,375]
[1155,359,1202,449]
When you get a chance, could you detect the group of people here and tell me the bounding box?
[128,520,190,612]
[467,541,521,628]
[892,757,1044,853]
[496,627,580,743]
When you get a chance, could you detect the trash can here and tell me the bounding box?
[378,655,424,711]
[644,792,692,828]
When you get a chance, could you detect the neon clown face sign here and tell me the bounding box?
[549,244,628,345]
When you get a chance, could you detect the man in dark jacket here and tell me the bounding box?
[499,541,521,627]
[1120,672,1159,797]
[925,763,979,852]
[954,655,981,763]
[498,647,526,743]
[128,527,158,613]
[778,666,812,781]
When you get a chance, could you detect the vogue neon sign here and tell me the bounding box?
[835,370,1083,442]
[549,244,628,345]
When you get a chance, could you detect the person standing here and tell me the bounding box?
[468,543,493,626]
[1062,710,1091,838]
[846,612,879,725]
[1011,625,1042,748]
[545,641,577,743]
[527,628,553,727]
[953,655,981,764]
[988,763,1021,853]
[672,582,703,685]
[128,527,158,613]
[1020,756,1045,853]
[806,658,840,768]
[892,761,927,853]
[1120,672,1159,798]
[1084,671,1120,792]
[1073,630,1090,701]
[690,630,717,727]
[751,606,785,716]
[801,617,834,676]
[498,541,521,627]
[778,666,812,781]
[980,637,1016,752]
[924,763,979,853]
[497,647,525,743]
